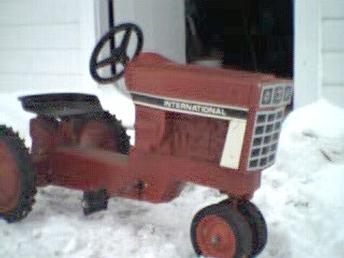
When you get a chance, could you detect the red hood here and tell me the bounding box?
[125,53,278,108]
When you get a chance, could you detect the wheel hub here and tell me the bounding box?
[196,215,236,258]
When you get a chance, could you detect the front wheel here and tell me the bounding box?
[0,126,36,223]
[191,202,252,258]
[237,200,268,257]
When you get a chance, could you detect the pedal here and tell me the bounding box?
[82,189,109,215]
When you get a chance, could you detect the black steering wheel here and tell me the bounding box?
[90,23,144,84]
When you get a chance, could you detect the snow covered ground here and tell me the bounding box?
[0,90,344,258]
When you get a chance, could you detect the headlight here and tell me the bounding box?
[273,86,284,104]
[260,83,293,107]
[262,89,273,105]
[284,85,293,103]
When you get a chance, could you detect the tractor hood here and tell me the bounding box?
[125,53,281,109]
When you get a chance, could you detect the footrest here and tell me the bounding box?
[82,189,109,215]
[19,93,103,117]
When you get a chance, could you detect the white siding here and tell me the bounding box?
[322,20,344,51]
[323,85,344,106]
[0,0,80,25]
[322,53,344,85]
[321,0,344,107]
[321,0,344,19]
[0,24,80,49]
[0,0,97,92]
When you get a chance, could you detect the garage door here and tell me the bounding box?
[0,0,96,93]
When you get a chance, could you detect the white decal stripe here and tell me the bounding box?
[220,119,247,169]
[130,91,248,111]
[131,91,248,120]
[133,100,245,121]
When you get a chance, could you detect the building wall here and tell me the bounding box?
[0,0,97,93]
[321,0,344,107]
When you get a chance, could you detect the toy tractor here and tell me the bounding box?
[0,23,292,258]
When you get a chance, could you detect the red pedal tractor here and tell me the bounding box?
[0,23,292,258]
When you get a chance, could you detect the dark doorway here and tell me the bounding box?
[185,0,294,78]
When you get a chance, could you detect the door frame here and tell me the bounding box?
[294,0,322,107]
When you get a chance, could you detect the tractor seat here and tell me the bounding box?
[19,93,103,117]
[125,53,276,107]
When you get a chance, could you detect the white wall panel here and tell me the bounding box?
[323,85,344,107]
[0,50,81,74]
[322,53,344,85]
[0,0,80,25]
[0,24,80,49]
[321,0,344,107]
[0,74,82,92]
[0,0,96,92]
[321,0,344,19]
[322,20,344,51]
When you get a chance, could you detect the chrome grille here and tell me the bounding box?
[247,108,284,171]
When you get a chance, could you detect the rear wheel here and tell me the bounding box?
[0,126,36,223]
[79,111,130,154]
[191,202,252,258]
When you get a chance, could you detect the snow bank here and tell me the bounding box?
[255,99,344,258]
[0,98,344,258]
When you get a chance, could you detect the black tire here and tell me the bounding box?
[237,200,268,257]
[78,111,130,154]
[100,111,130,154]
[0,126,36,223]
[191,202,252,258]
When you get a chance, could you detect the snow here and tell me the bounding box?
[0,91,344,258]
[253,100,344,258]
